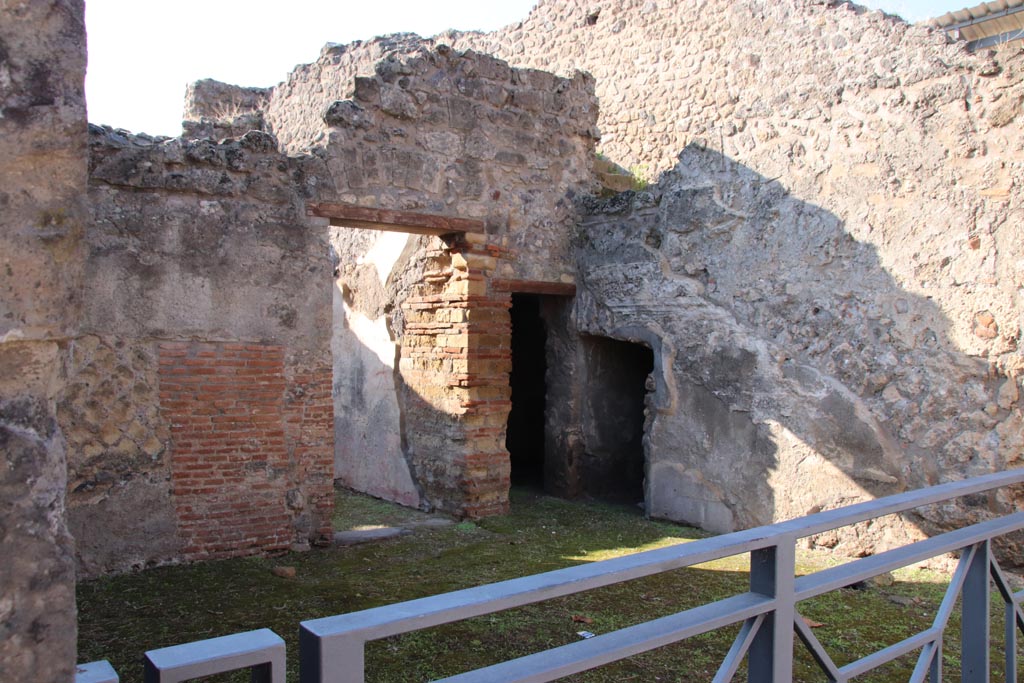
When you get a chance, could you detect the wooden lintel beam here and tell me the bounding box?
[491,279,577,297]
[307,202,485,237]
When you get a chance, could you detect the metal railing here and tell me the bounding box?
[143,628,285,682]
[76,469,1024,682]
[298,469,1024,682]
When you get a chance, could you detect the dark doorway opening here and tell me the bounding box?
[581,336,653,504]
[506,294,547,489]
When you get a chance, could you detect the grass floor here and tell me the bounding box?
[77,488,1021,682]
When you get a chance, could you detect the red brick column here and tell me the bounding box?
[459,291,513,517]
[400,239,514,517]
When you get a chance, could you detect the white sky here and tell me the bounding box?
[85,0,975,137]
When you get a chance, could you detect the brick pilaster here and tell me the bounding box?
[399,239,515,517]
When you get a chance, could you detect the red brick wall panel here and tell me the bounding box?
[158,342,333,561]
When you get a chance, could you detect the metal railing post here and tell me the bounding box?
[961,541,990,683]
[299,624,365,683]
[1006,600,1016,683]
[747,536,796,683]
[929,641,942,683]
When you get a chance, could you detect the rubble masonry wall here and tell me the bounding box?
[0,0,86,679]
[452,0,1023,546]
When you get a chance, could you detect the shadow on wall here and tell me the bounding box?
[330,230,426,509]
[576,144,1021,552]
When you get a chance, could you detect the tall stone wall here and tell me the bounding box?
[0,0,86,679]
[263,34,429,154]
[181,1,1023,533]
[69,127,334,575]
[453,0,1023,378]
[188,43,598,281]
[452,0,1023,543]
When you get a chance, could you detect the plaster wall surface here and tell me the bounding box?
[0,0,86,679]
[331,228,421,507]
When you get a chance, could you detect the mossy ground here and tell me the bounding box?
[77,488,1022,682]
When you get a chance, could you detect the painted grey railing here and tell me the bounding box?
[299,469,1024,683]
[143,628,285,682]
[75,660,119,683]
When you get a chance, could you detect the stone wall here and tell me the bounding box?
[306,45,598,280]
[183,1,1023,534]
[67,0,1024,570]
[78,41,598,556]
[447,0,1023,544]
[0,0,86,679]
[68,127,334,575]
[283,46,598,515]
[182,79,271,141]
[262,34,429,154]
[453,0,1023,377]
[62,335,177,573]
[188,43,598,282]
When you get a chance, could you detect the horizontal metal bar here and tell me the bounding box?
[301,534,779,642]
[431,593,775,683]
[775,470,1024,541]
[144,628,285,683]
[304,470,1024,643]
[838,628,940,679]
[794,512,1024,601]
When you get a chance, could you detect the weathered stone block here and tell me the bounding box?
[380,84,420,120]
